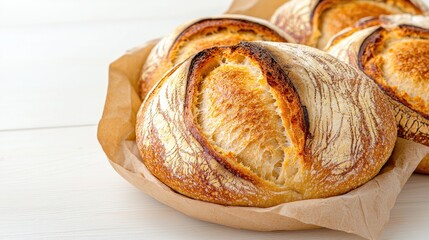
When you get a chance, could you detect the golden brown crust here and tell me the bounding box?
[261,43,397,196]
[328,15,429,174]
[325,16,383,49]
[139,16,292,101]
[170,19,288,64]
[395,102,429,148]
[360,26,429,116]
[136,42,397,207]
[271,0,426,49]
[184,44,306,186]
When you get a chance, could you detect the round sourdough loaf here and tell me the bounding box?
[136,42,397,207]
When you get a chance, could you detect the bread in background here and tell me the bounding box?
[139,15,293,100]
[271,0,428,49]
[327,14,429,174]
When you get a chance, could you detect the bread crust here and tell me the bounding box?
[184,44,307,187]
[136,42,397,207]
[360,26,429,117]
[271,0,427,49]
[328,15,429,174]
[139,15,293,101]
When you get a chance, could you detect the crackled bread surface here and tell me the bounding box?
[360,25,429,173]
[327,15,429,174]
[271,0,424,49]
[361,26,429,117]
[136,42,396,207]
[316,1,401,48]
[139,16,291,100]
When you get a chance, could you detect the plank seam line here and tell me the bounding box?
[0,123,97,132]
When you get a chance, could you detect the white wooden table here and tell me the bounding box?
[1,1,429,239]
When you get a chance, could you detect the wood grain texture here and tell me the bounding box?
[1,0,429,238]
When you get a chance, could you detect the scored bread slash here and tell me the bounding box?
[270,0,428,49]
[327,14,429,174]
[138,15,294,101]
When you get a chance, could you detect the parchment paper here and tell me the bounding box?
[97,1,429,239]
[225,0,289,20]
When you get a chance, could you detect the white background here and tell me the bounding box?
[1,0,429,239]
